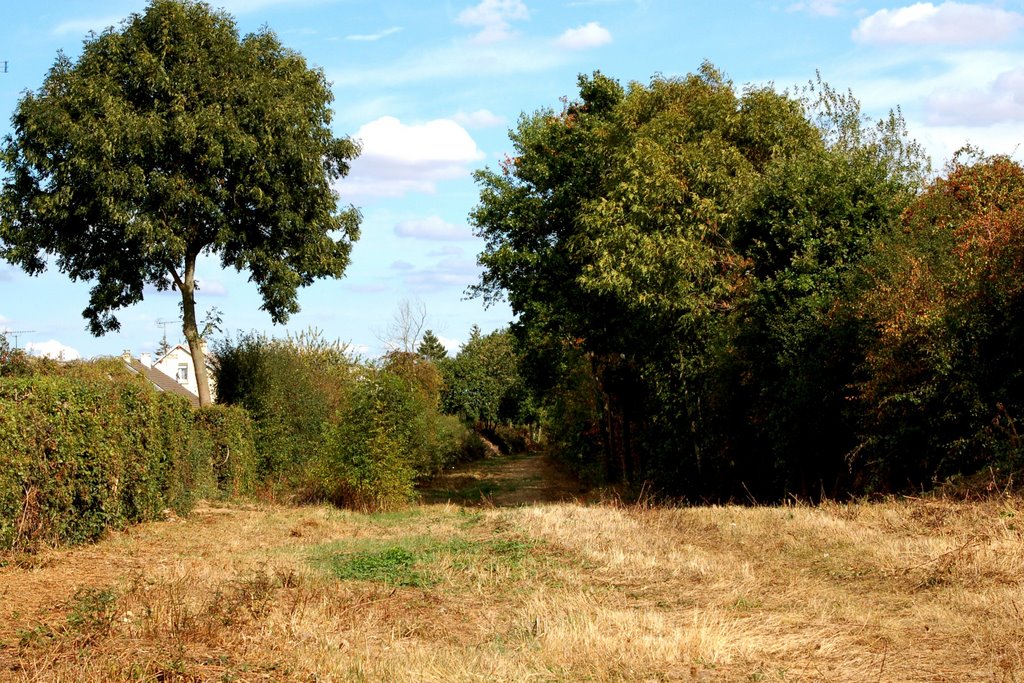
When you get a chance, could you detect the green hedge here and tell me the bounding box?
[0,370,255,551]
[196,404,257,498]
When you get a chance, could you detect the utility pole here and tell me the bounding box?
[2,329,36,349]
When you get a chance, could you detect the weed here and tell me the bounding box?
[730,596,763,611]
[366,508,424,526]
[16,623,53,647]
[66,586,118,636]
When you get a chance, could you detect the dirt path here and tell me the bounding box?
[419,450,588,506]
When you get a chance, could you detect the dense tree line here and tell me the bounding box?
[470,64,1023,500]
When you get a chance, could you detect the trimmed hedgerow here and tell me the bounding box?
[196,404,257,498]
[0,363,254,551]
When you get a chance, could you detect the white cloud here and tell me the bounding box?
[853,2,1024,45]
[457,0,530,43]
[354,117,484,167]
[395,216,475,241]
[346,27,402,41]
[340,116,485,200]
[391,254,480,293]
[429,246,465,257]
[404,269,477,293]
[926,67,1024,125]
[556,21,612,49]
[390,260,415,271]
[26,340,82,361]
[798,47,1024,163]
[340,178,438,198]
[451,109,506,128]
[52,16,122,37]
[438,335,461,353]
[0,314,9,326]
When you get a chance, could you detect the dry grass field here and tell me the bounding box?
[1,453,1022,682]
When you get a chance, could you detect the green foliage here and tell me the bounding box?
[0,0,360,406]
[323,369,421,509]
[214,332,475,509]
[0,361,254,551]
[212,330,354,492]
[416,329,448,362]
[439,328,531,427]
[65,587,119,636]
[313,535,540,587]
[472,65,929,498]
[324,546,427,587]
[195,404,257,498]
[854,153,1024,488]
[0,334,31,377]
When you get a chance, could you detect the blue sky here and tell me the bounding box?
[2,0,1024,360]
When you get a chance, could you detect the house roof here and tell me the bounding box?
[123,357,201,408]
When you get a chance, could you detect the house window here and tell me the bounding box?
[176,364,189,382]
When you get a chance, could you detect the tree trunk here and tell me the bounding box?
[176,256,213,407]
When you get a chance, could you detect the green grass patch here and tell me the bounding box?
[329,546,428,587]
[425,478,526,504]
[364,508,426,527]
[311,534,542,588]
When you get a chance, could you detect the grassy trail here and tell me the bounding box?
[1,453,1022,681]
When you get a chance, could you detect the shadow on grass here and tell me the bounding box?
[418,452,585,507]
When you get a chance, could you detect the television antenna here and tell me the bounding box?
[155,318,180,351]
[2,329,35,349]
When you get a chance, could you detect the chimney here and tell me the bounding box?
[121,350,132,362]
[140,352,152,368]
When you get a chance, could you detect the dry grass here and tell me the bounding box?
[1,457,1022,681]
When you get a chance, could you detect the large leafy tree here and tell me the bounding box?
[0,0,360,405]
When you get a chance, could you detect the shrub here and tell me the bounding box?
[0,360,256,551]
[215,332,474,510]
[195,404,257,498]
[323,370,426,510]
[212,331,355,495]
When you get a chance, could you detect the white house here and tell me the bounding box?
[122,343,216,407]
[152,343,215,400]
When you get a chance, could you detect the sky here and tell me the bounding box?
[2,0,1024,361]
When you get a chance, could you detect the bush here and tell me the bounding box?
[214,332,474,510]
[195,405,258,498]
[0,362,256,551]
[323,374,420,509]
[322,368,472,510]
[213,331,354,495]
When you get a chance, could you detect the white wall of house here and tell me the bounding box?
[153,344,216,400]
